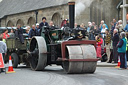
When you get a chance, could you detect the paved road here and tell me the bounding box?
[0,65,128,85]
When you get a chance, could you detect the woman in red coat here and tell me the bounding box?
[96,34,103,58]
[2,29,10,39]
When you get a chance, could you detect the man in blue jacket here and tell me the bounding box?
[117,32,127,69]
[28,25,38,39]
[124,21,128,32]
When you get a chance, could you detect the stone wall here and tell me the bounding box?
[75,0,120,28]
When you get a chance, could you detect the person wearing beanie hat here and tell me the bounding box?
[42,17,46,20]
[39,17,49,36]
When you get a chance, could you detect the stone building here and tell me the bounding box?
[0,0,124,28]
[0,0,69,27]
[120,0,128,26]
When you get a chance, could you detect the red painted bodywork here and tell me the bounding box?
[61,40,98,62]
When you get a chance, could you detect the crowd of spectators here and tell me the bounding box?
[75,19,128,69]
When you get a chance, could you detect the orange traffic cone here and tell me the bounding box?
[115,56,120,68]
[6,56,15,73]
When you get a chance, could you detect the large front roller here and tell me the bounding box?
[63,45,97,74]
[29,36,47,71]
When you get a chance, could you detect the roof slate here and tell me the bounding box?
[0,0,68,18]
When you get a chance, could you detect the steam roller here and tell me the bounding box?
[28,1,98,74]
[28,36,98,74]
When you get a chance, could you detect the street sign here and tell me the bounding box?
[0,53,4,68]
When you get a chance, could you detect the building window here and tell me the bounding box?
[90,1,105,26]
[16,19,24,27]
[27,17,36,27]
[7,20,14,27]
[52,13,62,27]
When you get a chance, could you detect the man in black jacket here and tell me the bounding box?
[15,24,24,44]
[49,21,56,30]
[39,17,49,35]
[112,29,120,63]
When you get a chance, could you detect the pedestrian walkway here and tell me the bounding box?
[97,62,128,67]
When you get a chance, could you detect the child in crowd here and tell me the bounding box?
[96,34,103,59]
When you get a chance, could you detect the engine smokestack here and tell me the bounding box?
[68,2,75,29]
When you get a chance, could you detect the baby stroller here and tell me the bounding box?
[101,47,108,62]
